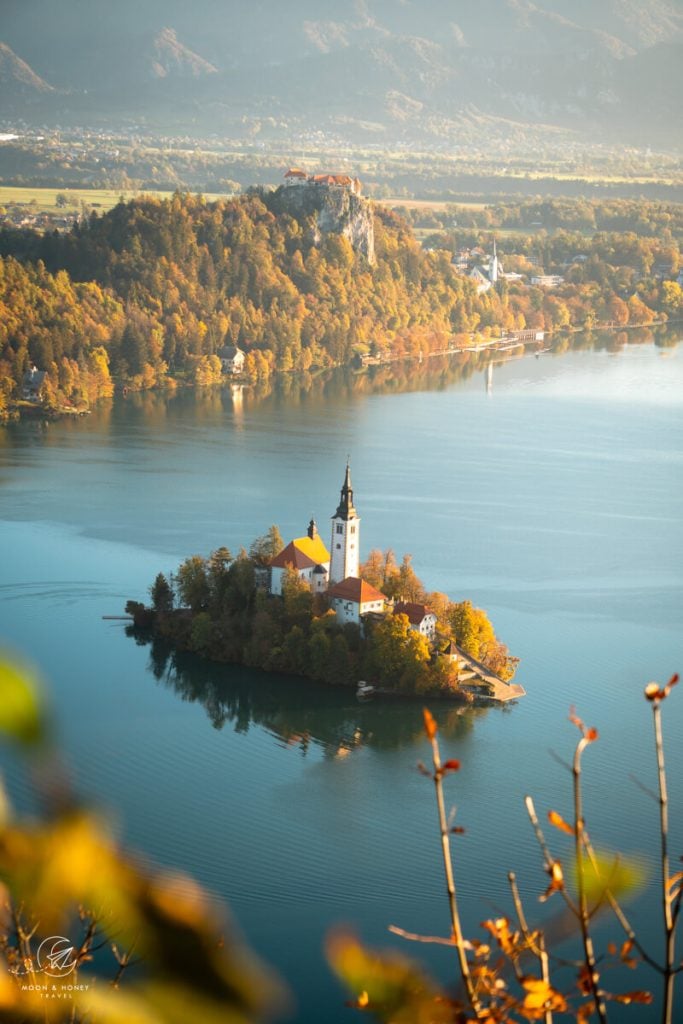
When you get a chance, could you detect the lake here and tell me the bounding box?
[1,333,682,1021]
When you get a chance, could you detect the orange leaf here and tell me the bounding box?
[423,708,438,740]
[442,759,460,774]
[481,917,516,955]
[548,810,575,836]
[540,860,565,902]
[585,726,599,743]
[611,991,653,1005]
[521,977,568,1015]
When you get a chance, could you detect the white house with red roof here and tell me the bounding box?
[393,602,437,639]
[327,576,386,625]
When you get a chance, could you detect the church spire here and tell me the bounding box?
[329,460,360,583]
[335,460,357,521]
[489,237,499,284]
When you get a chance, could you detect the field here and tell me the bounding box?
[383,197,488,212]
[0,185,236,213]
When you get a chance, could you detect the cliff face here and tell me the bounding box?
[272,185,375,265]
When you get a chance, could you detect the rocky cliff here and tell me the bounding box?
[271,185,375,265]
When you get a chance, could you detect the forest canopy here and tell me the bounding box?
[0,191,678,415]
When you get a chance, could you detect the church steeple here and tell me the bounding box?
[489,238,499,284]
[335,461,357,520]
[329,461,360,583]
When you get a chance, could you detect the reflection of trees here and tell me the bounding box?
[142,636,485,757]
[76,324,681,435]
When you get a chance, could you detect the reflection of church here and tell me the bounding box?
[268,463,386,623]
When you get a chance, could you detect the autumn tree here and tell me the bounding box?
[174,555,210,612]
[249,525,284,565]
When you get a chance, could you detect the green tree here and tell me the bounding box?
[282,566,313,627]
[174,555,210,612]
[150,572,174,613]
[249,525,284,565]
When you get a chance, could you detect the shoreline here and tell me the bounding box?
[3,319,679,424]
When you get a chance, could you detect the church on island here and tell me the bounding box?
[266,463,525,703]
[268,463,386,624]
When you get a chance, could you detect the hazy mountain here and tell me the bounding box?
[150,28,218,80]
[0,42,53,99]
[1,0,682,145]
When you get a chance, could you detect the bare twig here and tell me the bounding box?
[422,709,482,1017]
[524,795,578,917]
[582,834,663,975]
[572,731,607,1024]
[388,925,456,947]
[509,871,553,1024]
[649,685,678,1024]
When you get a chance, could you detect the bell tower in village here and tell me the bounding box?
[329,463,360,584]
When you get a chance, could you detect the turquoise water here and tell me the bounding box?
[1,339,682,1020]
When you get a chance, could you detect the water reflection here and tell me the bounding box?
[0,326,679,453]
[136,633,488,756]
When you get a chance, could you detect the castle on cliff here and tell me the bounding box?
[274,168,375,264]
[284,168,363,195]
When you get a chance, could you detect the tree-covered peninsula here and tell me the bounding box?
[127,529,520,701]
[1,187,678,420]
[0,187,483,416]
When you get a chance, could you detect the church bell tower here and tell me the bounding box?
[329,462,360,583]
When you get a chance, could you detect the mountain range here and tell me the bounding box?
[1,0,682,146]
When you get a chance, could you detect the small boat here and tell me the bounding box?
[356,681,375,701]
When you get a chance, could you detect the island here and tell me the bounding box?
[127,463,524,704]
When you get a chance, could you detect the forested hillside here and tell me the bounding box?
[0,191,482,411]
[0,191,679,418]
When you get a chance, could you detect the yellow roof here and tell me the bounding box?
[293,534,330,565]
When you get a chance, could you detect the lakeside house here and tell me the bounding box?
[218,345,245,375]
[22,365,46,402]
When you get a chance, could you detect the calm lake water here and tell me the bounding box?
[1,334,682,1021]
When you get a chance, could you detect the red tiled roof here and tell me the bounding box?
[309,173,353,186]
[393,602,435,626]
[328,576,386,604]
[270,541,316,570]
[285,168,307,178]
